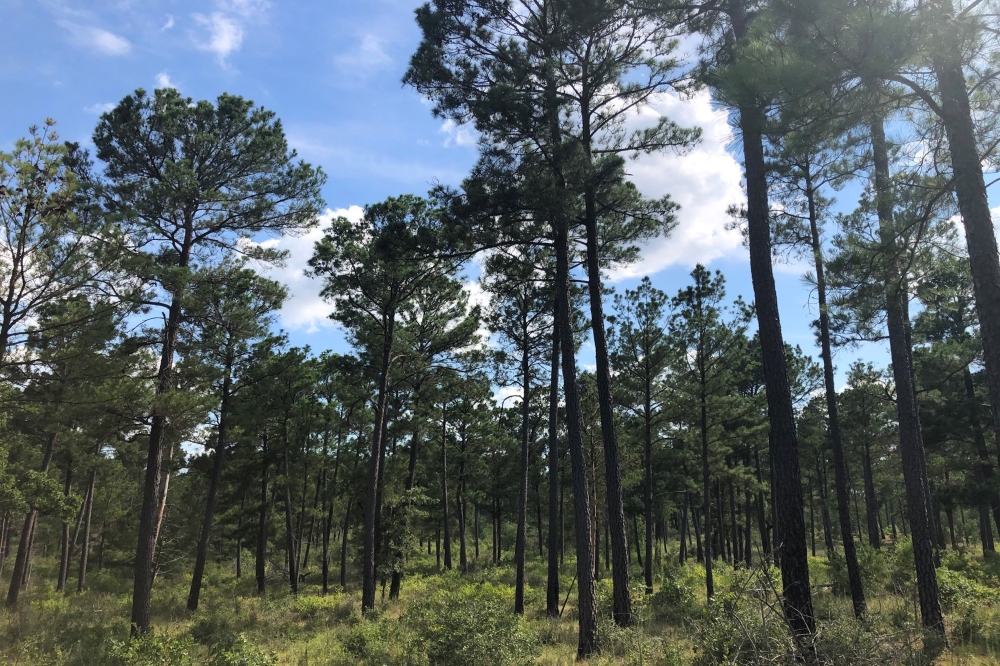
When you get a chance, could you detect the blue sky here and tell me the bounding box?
[1,0,907,387]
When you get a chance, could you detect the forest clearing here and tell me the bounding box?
[4,0,1000,664]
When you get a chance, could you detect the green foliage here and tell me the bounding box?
[341,615,425,666]
[206,636,276,666]
[406,581,539,666]
[106,635,195,666]
[649,561,699,626]
[828,544,890,598]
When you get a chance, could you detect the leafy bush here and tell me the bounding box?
[294,593,353,621]
[341,616,425,666]
[595,620,686,666]
[829,545,891,598]
[649,561,698,626]
[406,582,539,666]
[206,635,276,666]
[936,568,999,611]
[106,634,195,666]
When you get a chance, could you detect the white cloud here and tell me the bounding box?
[607,90,746,281]
[334,34,392,76]
[60,22,131,56]
[162,14,175,31]
[155,72,174,89]
[226,0,271,17]
[440,119,477,148]
[261,206,365,333]
[83,102,115,115]
[192,12,244,64]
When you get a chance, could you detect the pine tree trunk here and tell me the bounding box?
[256,439,269,595]
[738,94,814,639]
[545,315,561,617]
[929,10,1000,488]
[6,432,56,609]
[871,116,946,636]
[862,438,881,549]
[964,367,1000,550]
[515,331,531,614]
[441,404,452,571]
[341,498,352,590]
[188,361,233,611]
[805,172,865,614]
[644,393,654,593]
[555,215,598,657]
[132,258,188,636]
[283,422,298,596]
[77,471,95,593]
[361,309,396,613]
[56,464,73,593]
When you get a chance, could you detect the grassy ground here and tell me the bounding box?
[3,544,1000,664]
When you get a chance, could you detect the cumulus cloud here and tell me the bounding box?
[440,119,477,148]
[155,71,174,88]
[83,102,115,114]
[162,14,175,31]
[60,22,131,55]
[260,206,365,333]
[608,91,746,281]
[334,34,392,77]
[192,12,243,64]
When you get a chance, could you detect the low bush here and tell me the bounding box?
[106,634,195,666]
[406,581,539,666]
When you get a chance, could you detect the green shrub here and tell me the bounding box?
[936,567,999,611]
[294,593,353,621]
[649,561,698,626]
[106,634,195,666]
[406,582,539,666]
[829,545,891,598]
[342,616,425,666]
[595,620,686,666]
[206,635,276,666]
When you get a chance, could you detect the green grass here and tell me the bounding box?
[3,543,1000,664]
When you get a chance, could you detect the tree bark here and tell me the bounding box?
[361,308,396,613]
[77,470,95,592]
[871,116,946,636]
[188,355,233,611]
[256,438,269,595]
[515,323,531,614]
[546,320,561,617]
[56,463,73,593]
[555,215,598,657]
[804,169,866,615]
[440,403,452,571]
[6,432,56,609]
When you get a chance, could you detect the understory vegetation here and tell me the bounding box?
[4,545,1000,664]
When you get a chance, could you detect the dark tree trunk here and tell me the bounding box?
[188,358,234,611]
[964,367,1000,551]
[515,331,530,614]
[930,13,1000,489]
[643,392,654,593]
[6,432,56,609]
[862,438,882,550]
[282,425,298,596]
[737,91,814,639]
[132,255,188,636]
[340,498,352,590]
[390,416,421,599]
[256,438,269,595]
[57,464,73,593]
[555,215,598,657]
[871,116,946,636]
[805,171,866,615]
[441,404,452,571]
[545,321,562,617]
[701,386,714,599]
[361,310,396,613]
[77,471,95,593]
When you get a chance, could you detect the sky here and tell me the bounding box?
[2,0,952,389]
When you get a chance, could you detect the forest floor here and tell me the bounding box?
[2,543,1000,665]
